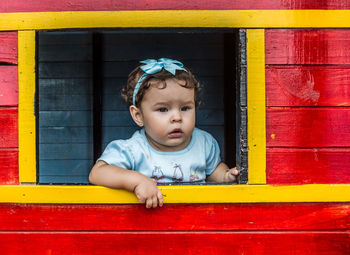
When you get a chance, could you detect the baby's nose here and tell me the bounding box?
[171,110,182,122]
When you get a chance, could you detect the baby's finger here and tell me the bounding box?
[152,195,158,208]
[232,168,240,176]
[157,190,163,207]
[145,198,153,209]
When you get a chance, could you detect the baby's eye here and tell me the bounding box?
[181,106,191,111]
[157,108,168,112]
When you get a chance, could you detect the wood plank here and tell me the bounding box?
[1,203,349,231]
[39,143,93,159]
[0,66,18,106]
[267,148,350,184]
[0,231,348,255]
[39,111,92,127]
[266,108,350,147]
[266,30,350,65]
[38,44,92,62]
[38,62,92,79]
[39,159,93,176]
[38,79,92,95]
[0,108,17,148]
[1,0,350,12]
[266,66,350,107]
[0,32,17,64]
[39,175,89,184]
[0,149,18,184]
[39,127,92,143]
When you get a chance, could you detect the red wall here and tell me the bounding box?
[0,1,350,254]
[0,203,349,254]
[1,0,350,12]
[265,30,350,184]
[0,32,18,185]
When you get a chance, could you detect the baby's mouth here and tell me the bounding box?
[168,129,183,138]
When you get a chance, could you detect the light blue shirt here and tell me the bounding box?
[98,128,221,183]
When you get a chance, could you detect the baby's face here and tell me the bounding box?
[139,78,196,152]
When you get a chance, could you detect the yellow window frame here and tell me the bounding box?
[1,10,350,204]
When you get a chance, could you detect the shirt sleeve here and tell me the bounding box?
[97,140,135,170]
[204,133,222,175]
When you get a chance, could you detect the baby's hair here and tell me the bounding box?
[121,65,201,107]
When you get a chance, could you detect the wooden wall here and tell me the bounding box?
[0,0,350,254]
[265,29,350,184]
[0,32,18,185]
[0,203,349,254]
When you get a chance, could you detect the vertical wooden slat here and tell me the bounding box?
[246,29,266,184]
[18,30,36,183]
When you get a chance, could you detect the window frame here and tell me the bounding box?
[0,10,348,204]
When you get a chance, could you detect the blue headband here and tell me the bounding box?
[132,58,188,105]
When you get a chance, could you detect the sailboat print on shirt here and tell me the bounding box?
[172,163,184,182]
[151,166,165,183]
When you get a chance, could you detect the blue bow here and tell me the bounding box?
[132,58,188,105]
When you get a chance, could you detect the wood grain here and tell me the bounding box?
[266,30,350,65]
[267,148,350,184]
[0,203,349,231]
[0,149,18,184]
[0,66,18,106]
[0,32,17,64]
[266,66,350,107]
[266,108,350,147]
[0,108,18,148]
[1,0,350,12]
[0,231,348,255]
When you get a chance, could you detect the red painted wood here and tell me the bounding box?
[266,66,350,107]
[1,0,350,12]
[266,30,350,65]
[0,149,18,185]
[0,203,349,231]
[267,148,350,184]
[0,66,18,106]
[0,32,17,64]
[0,108,18,148]
[0,231,348,255]
[266,108,350,147]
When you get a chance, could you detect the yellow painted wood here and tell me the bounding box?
[247,29,266,184]
[18,31,37,183]
[1,10,350,31]
[0,184,350,204]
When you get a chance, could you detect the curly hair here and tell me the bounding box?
[121,65,201,107]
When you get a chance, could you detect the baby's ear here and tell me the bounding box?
[129,105,144,127]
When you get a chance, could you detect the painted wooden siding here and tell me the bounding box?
[1,0,350,12]
[0,203,348,254]
[0,32,18,185]
[265,29,350,184]
[0,32,17,64]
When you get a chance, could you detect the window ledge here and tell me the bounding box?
[0,184,349,204]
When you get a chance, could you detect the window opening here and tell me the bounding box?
[36,28,245,184]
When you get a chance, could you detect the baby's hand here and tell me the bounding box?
[134,177,163,208]
[224,167,240,183]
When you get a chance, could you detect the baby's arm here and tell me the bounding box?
[206,162,240,183]
[89,161,163,208]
